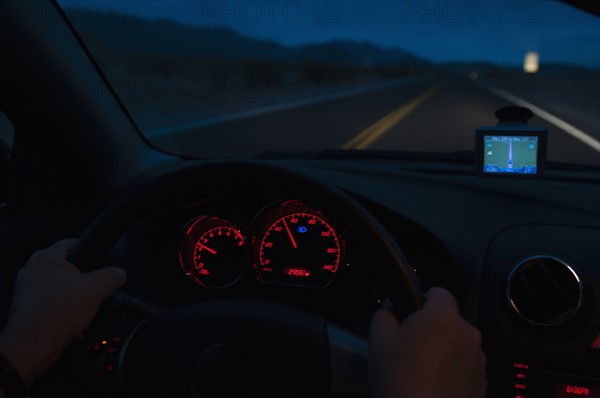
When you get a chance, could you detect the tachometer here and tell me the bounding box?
[179,216,245,288]
[251,201,342,288]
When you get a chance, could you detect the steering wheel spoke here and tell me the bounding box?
[328,323,370,397]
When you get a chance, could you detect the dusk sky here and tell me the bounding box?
[61,1,600,67]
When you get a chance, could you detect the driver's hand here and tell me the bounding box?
[0,239,126,386]
[368,287,487,398]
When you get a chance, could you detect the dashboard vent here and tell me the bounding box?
[507,256,582,326]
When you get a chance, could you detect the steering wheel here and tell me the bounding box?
[67,161,422,398]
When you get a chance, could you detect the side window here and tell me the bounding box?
[0,110,14,205]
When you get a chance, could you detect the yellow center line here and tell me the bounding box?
[341,85,439,150]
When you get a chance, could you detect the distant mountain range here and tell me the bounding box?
[65,9,425,67]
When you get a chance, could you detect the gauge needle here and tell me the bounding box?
[197,244,217,255]
[283,218,298,249]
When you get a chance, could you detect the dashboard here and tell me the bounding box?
[100,159,600,397]
[115,183,447,338]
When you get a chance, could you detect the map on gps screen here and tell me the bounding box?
[483,136,538,174]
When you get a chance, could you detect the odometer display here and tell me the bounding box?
[257,209,341,288]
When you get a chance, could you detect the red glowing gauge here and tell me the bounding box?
[252,201,342,288]
[179,216,245,288]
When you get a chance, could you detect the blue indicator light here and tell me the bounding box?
[298,226,308,233]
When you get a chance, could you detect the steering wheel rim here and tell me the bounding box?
[68,160,423,397]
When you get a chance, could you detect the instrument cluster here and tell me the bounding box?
[178,200,345,289]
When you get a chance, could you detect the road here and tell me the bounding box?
[150,77,599,168]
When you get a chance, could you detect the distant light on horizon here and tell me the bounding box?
[524,52,539,73]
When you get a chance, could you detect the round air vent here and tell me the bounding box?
[507,256,582,326]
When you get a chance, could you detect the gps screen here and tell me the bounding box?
[483,136,538,174]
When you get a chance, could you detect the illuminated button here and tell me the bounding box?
[591,333,600,350]
[512,361,530,396]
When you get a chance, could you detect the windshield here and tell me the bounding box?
[58,1,599,166]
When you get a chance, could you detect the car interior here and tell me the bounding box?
[0,1,599,397]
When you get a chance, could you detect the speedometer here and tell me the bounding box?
[251,201,342,288]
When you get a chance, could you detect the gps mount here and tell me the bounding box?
[495,106,534,126]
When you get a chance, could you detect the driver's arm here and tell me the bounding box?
[369,287,487,398]
[0,240,126,396]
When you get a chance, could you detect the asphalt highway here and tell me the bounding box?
[151,77,599,167]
